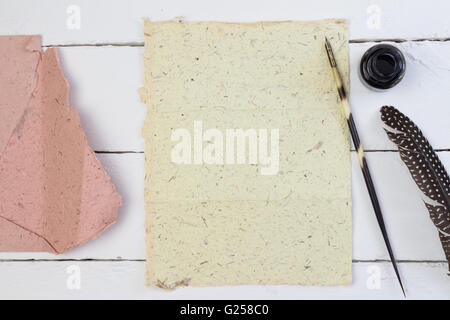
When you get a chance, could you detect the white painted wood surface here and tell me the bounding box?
[0,0,449,299]
[0,261,447,300]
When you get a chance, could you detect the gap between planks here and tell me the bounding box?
[92,149,450,154]
[42,37,450,48]
[0,259,445,263]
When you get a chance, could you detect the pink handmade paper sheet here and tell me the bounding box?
[0,36,121,254]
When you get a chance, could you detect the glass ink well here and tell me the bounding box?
[359,44,406,90]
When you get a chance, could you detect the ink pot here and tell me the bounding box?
[359,44,406,90]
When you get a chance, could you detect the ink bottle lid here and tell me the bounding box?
[359,44,406,90]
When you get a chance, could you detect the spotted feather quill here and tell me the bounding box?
[381,106,450,273]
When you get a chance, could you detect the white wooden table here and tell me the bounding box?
[0,0,449,299]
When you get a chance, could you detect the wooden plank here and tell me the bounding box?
[0,154,146,260]
[0,261,447,299]
[0,152,448,262]
[57,46,146,152]
[2,0,450,45]
[50,41,450,152]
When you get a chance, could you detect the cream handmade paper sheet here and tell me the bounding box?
[140,20,351,288]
